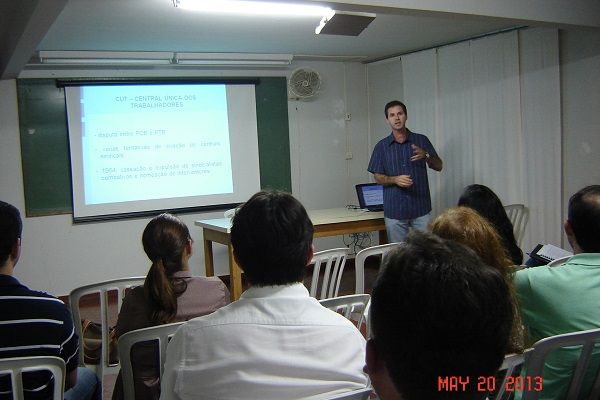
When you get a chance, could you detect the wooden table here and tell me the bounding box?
[196,208,385,301]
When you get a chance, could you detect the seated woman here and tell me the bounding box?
[112,213,230,400]
[458,184,524,265]
[430,207,524,354]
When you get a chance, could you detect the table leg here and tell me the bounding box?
[228,244,243,301]
[378,229,388,244]
[203,237,215,277]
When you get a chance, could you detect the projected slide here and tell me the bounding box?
[80,85,232,204]
[66,82,261,221]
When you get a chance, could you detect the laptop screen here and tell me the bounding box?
[356,183,384,210]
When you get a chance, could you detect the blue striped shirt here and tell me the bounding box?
[0,275,79,400]
[368,130,439,220]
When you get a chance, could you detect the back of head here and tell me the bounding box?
[568,185,600,253]
[142,213,190,324]
[230,190,314,286]
[370,231,513,400]
[0,201,22,267]
[430,207,513,277]
[458,184,522,264]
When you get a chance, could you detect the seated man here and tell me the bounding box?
[0,201,100,400]
[365,231,513,400]
[161,190,368,400]
[515,185,600,399]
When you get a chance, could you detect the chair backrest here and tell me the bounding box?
[319,294,370,332]
[492,350,530,400]
[0,356,65,400]
[322,387,373,400]
[69,276,145,378]
[309,247,350,299]
[547,255,572,267]
[504,204,528,247]
[521,327,600,400]
[354,243,401,294]
[117,321,185,400]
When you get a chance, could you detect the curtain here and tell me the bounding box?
[374,27,561,253]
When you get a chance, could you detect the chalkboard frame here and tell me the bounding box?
[17,77,291,219]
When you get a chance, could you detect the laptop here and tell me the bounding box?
[355,183,384,212]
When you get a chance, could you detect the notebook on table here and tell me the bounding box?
[355,183,384,212]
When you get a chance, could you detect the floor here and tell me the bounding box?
[76,256,383,399]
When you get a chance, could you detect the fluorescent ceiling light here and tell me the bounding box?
[173,0,330,17]
[39,51,173,65]
[175,53,293,66]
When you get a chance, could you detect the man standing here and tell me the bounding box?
[368,100,442,242]
[516,185,600,399]
[161,190,368,400]
[0,201,100,400]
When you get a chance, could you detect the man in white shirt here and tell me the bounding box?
[161,190,368,400]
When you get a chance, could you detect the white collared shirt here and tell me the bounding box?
[160,283,368,400]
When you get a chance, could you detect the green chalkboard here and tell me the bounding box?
[16,77,291,217]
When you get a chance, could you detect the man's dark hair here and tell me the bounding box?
[370,231,513,400]
[384,100,407,118]
[230,190,314,286]
[0,201,23,266]
[568,185,600,253]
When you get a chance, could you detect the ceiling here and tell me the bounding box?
[1,0,599,78]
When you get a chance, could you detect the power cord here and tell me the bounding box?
[344,232,372,255]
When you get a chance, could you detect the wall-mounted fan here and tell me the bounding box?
[288,67,321,100]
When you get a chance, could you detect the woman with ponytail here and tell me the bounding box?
[112,213,229,400]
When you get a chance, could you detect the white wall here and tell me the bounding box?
[1,61,370,296]
[561,29,600,234]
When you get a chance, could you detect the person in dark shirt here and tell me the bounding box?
[0,200,100,400]
[368,100,443,243]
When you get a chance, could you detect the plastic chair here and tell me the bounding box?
[0,356,65,400]
[309,247,350,299]
[492,350,531,400]
[521,327,600,400]
[319,294,371,333]
[69,277,145,381]
[547,255,572,267]
[354,243,401,294]
[117,321,185,400]
[504,204,528,247]
[322,387,373,399]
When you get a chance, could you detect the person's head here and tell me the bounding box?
[565,185,600,253]
[0,201,23,270]
[366,231,513,400]
[142,213,192,324]
[384,101,408,133]
[384,100,407,118]
[430,207,513,277]
[230,190,314,286]
[457,184,522,265]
